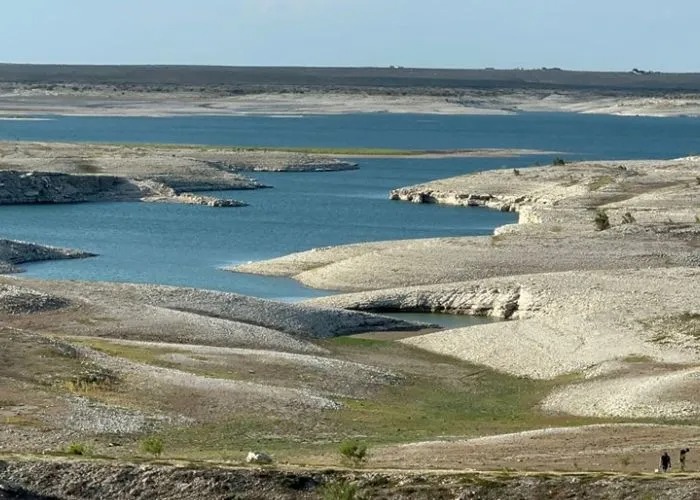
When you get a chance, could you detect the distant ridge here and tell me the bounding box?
[2,64,700,92]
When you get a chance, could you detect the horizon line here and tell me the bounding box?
[1,62,698,75]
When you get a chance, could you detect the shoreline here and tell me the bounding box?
[2,88,700,118]
[235,156,700,417]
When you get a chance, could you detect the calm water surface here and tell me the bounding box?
[1,113,699,305]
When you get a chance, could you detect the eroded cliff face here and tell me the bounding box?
[389,188,526,212]
[0,171,247,207]
[0,171,143,204]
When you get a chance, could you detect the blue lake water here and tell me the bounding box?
[1,113,699,308]
[3,113,700,158]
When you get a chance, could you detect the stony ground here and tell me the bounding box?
[2,459,700,499]
[0,276,435,457]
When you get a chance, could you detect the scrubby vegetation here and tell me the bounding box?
[321,479,359,500]
[140,436,164,458]
[339,440,368,466]
[621,212,636,224]
[62,367,119,395]
[65,442,89,456]
[552,157,566,166]
[594,210,610,230]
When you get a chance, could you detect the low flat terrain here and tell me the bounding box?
[2,64,700,91]
[3,65,700,116]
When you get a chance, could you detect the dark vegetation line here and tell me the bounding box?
[2,64,700,92]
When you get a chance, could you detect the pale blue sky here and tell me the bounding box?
[1,0,696,71]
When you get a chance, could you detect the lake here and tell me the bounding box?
[1,113,699,310]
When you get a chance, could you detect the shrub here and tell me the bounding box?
[63,367,118,394]
[552,157,566,166]
[621,211,636,224]
[594,210,610,231]
[140,436,164,458]
[339,440,368,466]
[320,480,358,500]
[66,442,89,456]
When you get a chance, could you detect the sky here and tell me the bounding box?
[0,0,697,72]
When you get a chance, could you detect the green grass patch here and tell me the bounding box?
[67,141,492,157]
[72,338,175,365]
[640,312,700,341]
[158,340,600,463]
[2,415,44,428]
[65,442,90,456]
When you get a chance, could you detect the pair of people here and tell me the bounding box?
[660,448,690,472]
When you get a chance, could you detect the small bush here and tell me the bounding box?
[320,480,358,500]
[552,157,566,166]
[594,210,610,231]
[66,442,89,456]
[621,212,636,224]
[339,440,368,466]
[63,367,118,394]
[140,436,164,458]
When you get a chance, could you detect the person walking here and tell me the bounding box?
[661,451,672,473]
[680,448,690,472]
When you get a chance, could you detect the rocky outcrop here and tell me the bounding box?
[0,170,143,204]
[0,239,95,274]
[141,192,247,207]
[389,188,526,212]
[245,451,273,464]
[227,157,358,172]
[0,284,70,314]
[307,282,525,319]
[0,171,248,207]
[3,278,428,341]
